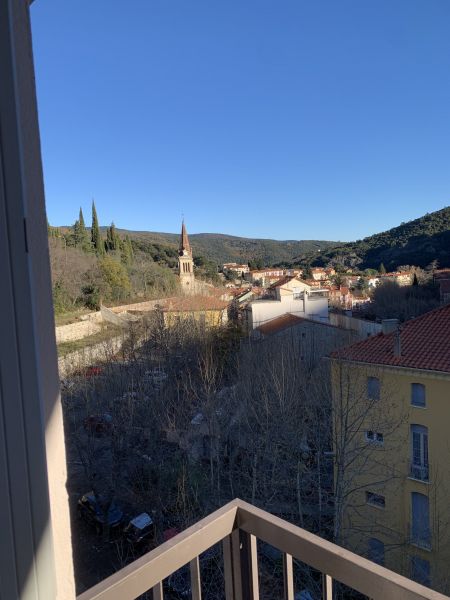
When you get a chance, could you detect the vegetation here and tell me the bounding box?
[49,208,228,315]
[362,279,440,322]
[49,209,183,313]
[103,207,450,273]
[307,206,450,271]
[63,313,409,596]
[114,229,337,266]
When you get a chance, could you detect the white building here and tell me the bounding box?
[222,262,250,276]
[245,277,329,329]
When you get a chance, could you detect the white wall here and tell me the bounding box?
[249,294,329,329]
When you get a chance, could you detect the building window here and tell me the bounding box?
[411,492,431,549]
[368,538,385,566]
[366,491,385,509]
[365,430,384,445]
[410,425,429,482]
[411,383,426,407]
[411,556,431,587]
[367,377,380,401]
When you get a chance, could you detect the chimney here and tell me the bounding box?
[381,318,399,335]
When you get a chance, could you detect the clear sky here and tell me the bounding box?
[31,0,450,241]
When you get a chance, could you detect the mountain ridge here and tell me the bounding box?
[58,205,449,269]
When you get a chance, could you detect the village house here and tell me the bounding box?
[379,271,413,286]
[222,262,250,276]
[159,295,229,327]
[245,276,329,330]
[434,270,450,305]
[331,306,450,593]
[328,286,353,310]
[253,312,357,358]
[246,268,285,286]
[311,267,335,281]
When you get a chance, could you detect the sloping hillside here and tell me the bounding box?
[117,229,336,266]
[308,206,450,270]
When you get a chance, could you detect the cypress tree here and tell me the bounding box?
[106,222,119,252]
[110,222,118,251]
[379,262,386,274]
[121,235,134,265]
[72,219,81,246]
[91,200,103,253]
[79,207,86,230]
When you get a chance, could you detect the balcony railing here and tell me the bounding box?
[410,462,430,482]
[77,498,448,600]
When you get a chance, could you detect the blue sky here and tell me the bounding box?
[31,0,450,241]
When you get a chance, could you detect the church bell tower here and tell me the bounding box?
[178,220,195,291]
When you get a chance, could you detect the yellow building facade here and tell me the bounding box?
[331,307,450,594]
[161,295,229,328]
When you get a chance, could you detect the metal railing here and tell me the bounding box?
[409,462,430,482]
[77,498,448,600]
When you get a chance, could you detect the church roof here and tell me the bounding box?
[179,221,191,255]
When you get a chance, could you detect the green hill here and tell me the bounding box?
[306,206,450,271]
[115,229,337,266]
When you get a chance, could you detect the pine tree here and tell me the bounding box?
[379,262,386,274]
[91,200,103,253]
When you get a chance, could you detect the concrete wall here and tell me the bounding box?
[329,312,382,338]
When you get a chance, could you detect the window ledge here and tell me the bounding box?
[410,541,432,553]
[407,476,430,485]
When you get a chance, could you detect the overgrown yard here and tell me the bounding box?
[57,323,123,356]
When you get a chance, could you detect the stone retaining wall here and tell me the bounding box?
[58,334,125,377]
[55,320,102,344]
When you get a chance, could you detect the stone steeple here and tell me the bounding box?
[179,220,192,256]
[178,220,195,292]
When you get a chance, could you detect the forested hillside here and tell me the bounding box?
[115,207,450,270]
[305,206,450,271]
[49,205,217,314]
[118,229,336,266]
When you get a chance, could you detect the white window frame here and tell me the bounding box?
[366,491,385,509]
[0,1,75,597]
[364,430,384,445]
[411,383,426,408]
[410,424,429,482]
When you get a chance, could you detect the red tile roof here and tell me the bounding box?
[256,313,305,335]
[161,296,229,312]
[257,313,343,336]
[268,275,298,289]
[331,304,450,373]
